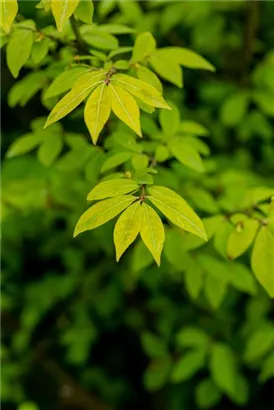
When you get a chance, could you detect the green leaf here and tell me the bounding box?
[80,26,118,50]
[144,357,171,392]
[51,0,79,32]
[6,134,42,158]
[169,137,204,173]
[148,186,207,240]
[159,102,180,136]
[179,121,209,137]
[176,327,209,349]
[109,84,142,136]
[98,24,134,34]
[17,402,39,410]
[44,71,105,127]
[84,83,111,144]
[244,326,274,363]
[131,154,149,170]
[74,0,93,24]
[160,47,215,72]
[7,26,34,78]
[44,67,90,99]
[137,66,163,93]
[87,179,139,201]
[195,379,221,409]
[229,263,257,295]
[8,72,46,107]
[210,343,237,398]
[204,276,227,309]
[140,202,165,266]
[73,195,137,237]
[220,92,249,127]
[132,240,154,273]
[101,152,133,173]
[112,74,170,110]
[1,0,18,33]
[141,332,167,358]
[227,219,259,259]
[185,264,204,300]
[131,32,156,63]
[149,50,183,88]
[31,39,49,64]
[114,201,143,261]
[155,145,169,162]
[251,226,274,297]
[259,353,274,383]
[171,350,206,383]
[37,134,63,166]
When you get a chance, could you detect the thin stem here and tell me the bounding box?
[70,15,88,53]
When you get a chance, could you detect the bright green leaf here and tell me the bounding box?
[159,102,180,136]
[137,66,163,93]
[195,379,221,409]
[251,226,274,297]
[160,47,215,72]
[84,82,111,144]
[44,71,106,127]
[148,186,207,240]
[140,202,165,266]
[44,67,90,99]
[227,219,259,259]
[109,84,142,136]
[73,195,137,237]
[51,0,79,32]
[1,0,18,33]
[169,137,204,173]
[7,26,34,78]
[210,343,237,398]
[101,152,133,173]
[87,179,139,201]
[131,32,156,63]
[176,327,209,349]
[149,50,183,88]
[37,134,63,166]
[74,0,93,24]
[6,134,42,158]
[114,201,143,261]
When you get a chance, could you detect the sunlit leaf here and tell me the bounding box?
[109,84,142,136]
[1,0,18,33]
[44,67,90,99]
[227,219,259,259]
[251,226,274,297]
[131,32,156,63]
[6,134,42,158]
[160,47,215,72]
[148,186,207,240]
[87,179,139,201]
[74,195,137,237]
[45,71,106,127]
[169,137,204,173]
[114,201,143,261]
[74,0,93,24]
[51,0,79,32]
[84,83,111,144]
[7,25,34,78]
[140,203,164,266]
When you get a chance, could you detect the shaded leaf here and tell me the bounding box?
[171,350,206,383]
[101,152,133,173]
[74,0,93,24]
[44,67,90,99]
[210,343,237,398]
[6,134,42,158]
[131,32,156,63]
[7,26,34,78]
[169,137,204,173]
[160,47,215,72]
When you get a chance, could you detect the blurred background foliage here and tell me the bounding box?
[1,1,274,410]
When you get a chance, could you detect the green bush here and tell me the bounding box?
[1,1,274,409]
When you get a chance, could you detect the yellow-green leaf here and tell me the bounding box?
[227,219,259,259]
[84,83,111,144]
[109,84,142,136]
[131,32,156,63]
[37,134,63,166]
[169,137,204,173]
[7,27,34,78]
[251,226,274,297]
[137,66,163,93]
[87,179,139,201]
[112,74,171,110]
[1,0,18,33]
[6,133,42,158]
[44,71,105,128]
[148,186,207,241]
[44,67,90,99]
[140,203,165,266]
[160,47,216,72]
[51,0,79,32]
[149,51,183,88]
[114,201,143,261]
[74,195,136,237]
